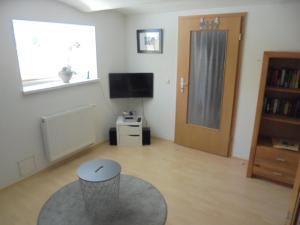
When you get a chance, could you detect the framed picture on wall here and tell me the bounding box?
[136,29,163,54]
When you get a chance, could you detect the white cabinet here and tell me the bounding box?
[116,116,142,146]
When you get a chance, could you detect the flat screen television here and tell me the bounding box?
[109,73,153,98]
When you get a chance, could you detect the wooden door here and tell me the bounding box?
[175,13,245,156]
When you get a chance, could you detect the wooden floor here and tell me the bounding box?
[0,139,292,225]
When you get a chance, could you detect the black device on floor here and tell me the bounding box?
[109,127,117,145]
[142,127,151,145]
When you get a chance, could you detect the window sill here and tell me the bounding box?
[22,78,99,95]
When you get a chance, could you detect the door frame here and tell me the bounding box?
[174,12,247,157]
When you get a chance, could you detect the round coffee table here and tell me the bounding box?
[37,174,167,225]
[77,159,121,219]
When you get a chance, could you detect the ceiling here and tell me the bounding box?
[57,0,296,14]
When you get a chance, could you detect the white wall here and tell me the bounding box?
[125,15,178,140]
[0,0,125,188]
[1,0,300,189]
[125,2,300,159]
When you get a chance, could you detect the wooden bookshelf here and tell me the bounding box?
[266,87,300,95]
[263,114,300,126]
[258,136,299,152]
[247,52,300,186]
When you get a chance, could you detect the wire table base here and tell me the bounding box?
[79,174,120,219]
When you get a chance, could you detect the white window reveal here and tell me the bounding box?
[12,20,98,94]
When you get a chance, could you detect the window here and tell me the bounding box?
[12,20,98,93]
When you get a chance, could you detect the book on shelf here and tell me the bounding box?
[263,97,300,118]
[272,138,299,151]
[267,68,300,89]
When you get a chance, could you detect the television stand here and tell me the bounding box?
[116,116,142,146]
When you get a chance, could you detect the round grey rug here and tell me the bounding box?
[38,174,167,225]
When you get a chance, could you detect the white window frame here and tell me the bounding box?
[12,20,99,94]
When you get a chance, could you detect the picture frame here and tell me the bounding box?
[136,29,163,54]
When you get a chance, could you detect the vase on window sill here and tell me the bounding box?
[58,66,75,83]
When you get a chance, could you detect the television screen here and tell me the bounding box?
[109,73,153,98]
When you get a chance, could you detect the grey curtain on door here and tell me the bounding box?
[187,30,227,129]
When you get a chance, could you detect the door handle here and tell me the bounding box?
[180,77,188,93]
[272,171,283,176]
[275,157,286,162]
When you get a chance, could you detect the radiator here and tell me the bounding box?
[41,105,95,162]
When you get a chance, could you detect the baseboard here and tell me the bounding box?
[0,140,106,191]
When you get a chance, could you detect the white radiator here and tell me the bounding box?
[41,105,95,162]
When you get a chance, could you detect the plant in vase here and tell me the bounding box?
[58,66,76,83]
[58,41,80,83]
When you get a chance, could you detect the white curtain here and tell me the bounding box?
[187,30,227,129]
